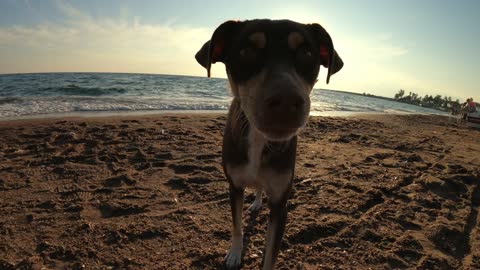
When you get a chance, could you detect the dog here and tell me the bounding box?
[195,19,343,269]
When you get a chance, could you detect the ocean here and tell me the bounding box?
[0,73,446,119]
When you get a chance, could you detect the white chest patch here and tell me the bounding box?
[226,127,266,188]
[226,127,293,203]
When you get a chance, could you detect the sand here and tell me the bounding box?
[0,113,479,269]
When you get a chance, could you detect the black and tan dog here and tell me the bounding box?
[196,19,343,269]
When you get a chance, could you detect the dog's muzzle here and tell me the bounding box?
[256,86,310,141]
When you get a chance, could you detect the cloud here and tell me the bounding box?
[54,0,89,21]
[0,0,213,75]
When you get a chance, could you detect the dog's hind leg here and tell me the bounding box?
[225,183,244,269]
[248,188,262,212]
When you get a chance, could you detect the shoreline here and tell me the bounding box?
[0,109,449,122]
[0,72,465,112]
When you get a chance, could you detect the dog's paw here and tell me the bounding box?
[248,199,262,212]
[224,249,242,269]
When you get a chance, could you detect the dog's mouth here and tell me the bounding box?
[241,103,308,141]
[257,126,300,141]
[250,113,308,142]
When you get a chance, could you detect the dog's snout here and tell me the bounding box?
[264,93,305,113]
[259,88,309,135]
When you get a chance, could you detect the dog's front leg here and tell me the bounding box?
[225,183,244,269]
[262,199,288,270]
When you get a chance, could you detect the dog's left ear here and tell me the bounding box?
[309,23,344,84]
[195,20,241,77]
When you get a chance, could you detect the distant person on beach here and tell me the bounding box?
[461,99,469,122]
[461,98,477,122]
[467,98,477,113]
[451,105,458,115]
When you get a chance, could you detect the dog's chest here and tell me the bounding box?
[226,129,267,188]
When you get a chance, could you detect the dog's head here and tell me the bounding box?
[196,19,343,141]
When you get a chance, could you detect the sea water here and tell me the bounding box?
[0,73,446,119]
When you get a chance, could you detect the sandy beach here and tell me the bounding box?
[0,113,479,269]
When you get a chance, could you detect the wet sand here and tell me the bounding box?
[0,113,479,269]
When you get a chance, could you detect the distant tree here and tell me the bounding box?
[394,89,405,100]
[392,90,460,112]
[433,95,443,108]
[422,95,432,107]
[411,92,420,105]
[404,91,413,104]
[442,96,450,109]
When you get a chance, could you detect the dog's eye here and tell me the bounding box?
[239,47,255,57]
[298,47,312,58]
[239,47,257,63]
[296,47,313,65]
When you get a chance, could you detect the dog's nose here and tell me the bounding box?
[264,94,305,113]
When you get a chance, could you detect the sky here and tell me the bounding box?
[0,0,479,100]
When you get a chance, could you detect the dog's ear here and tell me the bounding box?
[195,20,241,77]
[309,23,343,84]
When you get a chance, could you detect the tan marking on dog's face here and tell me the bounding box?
[280,69,314,95]
[249,32,266,49]
[236,70,267,128]
[288,32,304,49]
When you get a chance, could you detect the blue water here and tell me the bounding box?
[0,73,446,119]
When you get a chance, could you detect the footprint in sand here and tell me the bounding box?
[98,201,148,218]
[168,163,218,174]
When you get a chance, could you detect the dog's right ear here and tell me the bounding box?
[195,20,241,77]
[308,23,344,84]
